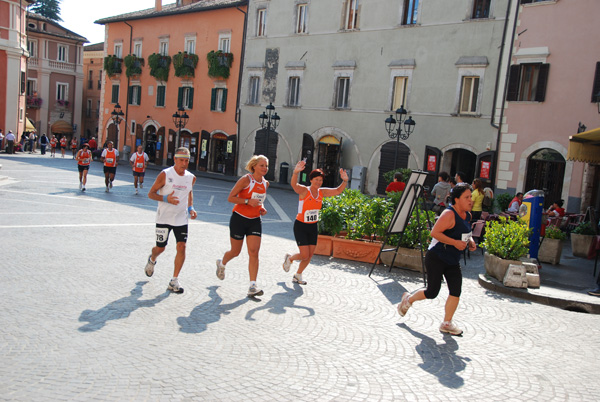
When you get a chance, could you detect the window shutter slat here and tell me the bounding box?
[535,63,550,102]
[221,89,227,111]
[177,87,183,108]
[188,88,194,109]
[506,65,521,101]
[591,62,600,102]
[210,88,217,111]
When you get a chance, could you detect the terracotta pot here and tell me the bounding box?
[484,252,522,282]
[379,246,424,272]
[314,235,334,256]
[538,238,564,265]
[331,237,381,264]
[570,233,594,258]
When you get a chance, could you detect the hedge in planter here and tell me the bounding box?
[571,222,596,258]
[538,226,567,265]
[148,53,171,82]
[103,55,122,77]
[123,55,145,78]
[207,50,234,79]
[173,52,199,78]
[481,217,531,281]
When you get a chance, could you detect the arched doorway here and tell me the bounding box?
[449,148,477,183]
[144,125,157,163]
[525,148,565,209]
[210,132,229,174]
[254,128,278,181]
[317,135,342,188]
[377,141,410,195]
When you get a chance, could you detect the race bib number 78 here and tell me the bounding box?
[156,227,169,243]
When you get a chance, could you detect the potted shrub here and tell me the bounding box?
[148,53,171,81]
[315,199,344,256]
[123,54,145,78]
[481,217,531,281]
[379,207,435,272]
[538,226,567,265]
[495,193,513,213]
[571,222,595,258]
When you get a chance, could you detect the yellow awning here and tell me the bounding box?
[567,127,600,164]
[25,118,36,132]
[319,135,340,145]
[51,120,73,134]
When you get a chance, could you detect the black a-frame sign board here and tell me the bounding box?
[368,170,433,286]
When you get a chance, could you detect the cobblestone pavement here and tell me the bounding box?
[1,154,599,401]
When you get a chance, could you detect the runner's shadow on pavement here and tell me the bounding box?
[398,323,471,389]
[177,286,250,334]
[78,281,170,332]
[245,282,314,321]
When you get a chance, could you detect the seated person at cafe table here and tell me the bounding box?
[507,192,524,213]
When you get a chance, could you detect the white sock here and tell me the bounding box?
[250,281,256,287]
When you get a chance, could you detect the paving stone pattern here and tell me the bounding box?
[0,154,599,401]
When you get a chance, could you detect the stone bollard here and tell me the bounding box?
[503,264,528,288]
[522,261,540,288]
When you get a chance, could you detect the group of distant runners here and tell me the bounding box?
[75,142,148,193]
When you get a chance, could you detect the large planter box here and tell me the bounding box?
[538,238,564,265]
[380,246,424,272]
[331,237,381,264]
[314,235,334,256]
[571,233,594,258]
[484,252,522,282]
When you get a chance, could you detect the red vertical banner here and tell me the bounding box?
[427,155,437,172]
[480,161,491,179]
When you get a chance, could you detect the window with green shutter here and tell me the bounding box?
[211,88,227,112]
[111,84,119,104]
[178,87,194,109]
[156,85,166,107]
[128,85,141,106]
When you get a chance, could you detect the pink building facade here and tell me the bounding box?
[498,0,600,212]
[0,0,35,141]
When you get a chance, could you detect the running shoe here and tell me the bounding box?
[105,187,109,192]
[588,286,600,297]
[282,253,292,272]
[135,188,139,195]
[215,259,226,280]
[292,273,307,285]
[247,284,264,297]
[140,183,143,189]
[168,277,184,294]
[79,182,82,190]
[109,181,113,189]
[82,187,86,192]
[145,255,156,277]
[397,292,412,317]
[439,321,463,336]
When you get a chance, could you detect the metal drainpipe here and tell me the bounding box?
[491,0,520,192]
[234,5,248,176]
[124,21,133,154]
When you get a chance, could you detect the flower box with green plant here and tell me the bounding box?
[27,95,43,108]
[481,217,531,280]
[123,54,145,78]
[173,51,199,78]
[103,55,122,77]
[571,221,596,258]
[207,50,234,79]
[56,99,69,107]
[538,226,567,265]
[148,53,171,82]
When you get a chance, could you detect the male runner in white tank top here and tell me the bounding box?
[144,147,197,293]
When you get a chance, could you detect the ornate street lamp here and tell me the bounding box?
[172,106,189,150]
[259,102,280,179]
[385,105,415,170]
[111,103,124,146]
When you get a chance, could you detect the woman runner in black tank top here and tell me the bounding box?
[397,183,477,336]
